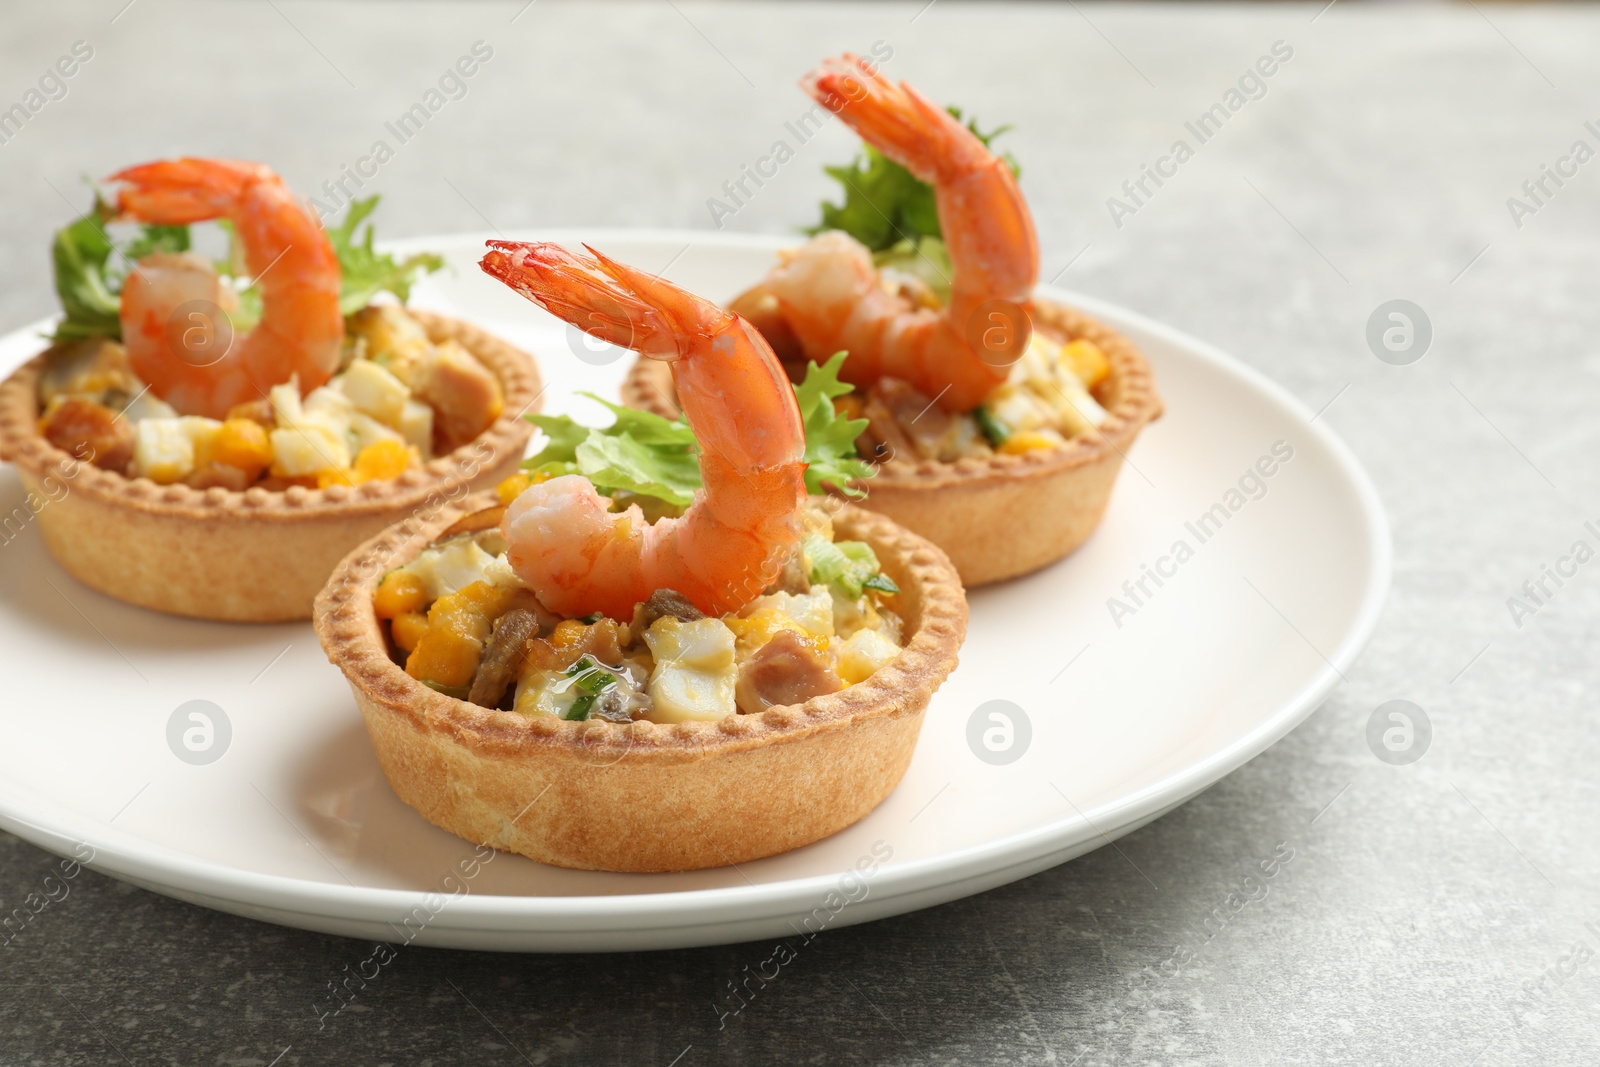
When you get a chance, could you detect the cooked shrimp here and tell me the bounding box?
[761,54,1039,413]
[480,241,807,620]
[113,158,342,419]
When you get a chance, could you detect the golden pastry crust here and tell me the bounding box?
[622,297,1163,586]
[0,311,541,621]
[313,494,968,873]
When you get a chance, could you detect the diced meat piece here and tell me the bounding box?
[38,338,137,409]
[520,618,625,676]
[225,399,277,428]
[859,386,915,465]
[872,378,952,460]
[735,630,843,715]
[184,462,253,491]
[439,505,505,540]
[627,588,704,645]
[37,397,134,472]
[415,340,503,454]
[468,608,542,708]
[590,688,634,724]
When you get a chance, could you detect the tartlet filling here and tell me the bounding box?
[34,191,500,491]
[847,324,1111,464]
[374,497,905,724]
[36,303,503,491]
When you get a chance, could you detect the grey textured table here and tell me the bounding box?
[2,2,1597,1064]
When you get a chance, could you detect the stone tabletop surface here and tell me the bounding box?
[2,1,1598,1064]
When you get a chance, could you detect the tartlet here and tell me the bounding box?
[0,312,541,621]
[624,298,1163,587]
[313,492,967,873]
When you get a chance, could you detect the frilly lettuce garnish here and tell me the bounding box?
[809,108,1019,302]
[523,353,876,507]
[48,193,440,342]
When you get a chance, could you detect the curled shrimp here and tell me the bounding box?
[760,54,1039,413]
[113,158,343,419]
[480,241,807,621]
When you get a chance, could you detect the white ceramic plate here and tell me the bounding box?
[0,232,1388,952]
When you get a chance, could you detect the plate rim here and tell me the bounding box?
[0,228,1391,937]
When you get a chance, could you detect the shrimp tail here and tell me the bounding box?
[480,241,679,357]
[484,241,808,620]
[110,159,270,225]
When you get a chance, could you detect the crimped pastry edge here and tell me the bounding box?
[313,493,969,762]
[0,310,542,521]
[621,297,1162,491]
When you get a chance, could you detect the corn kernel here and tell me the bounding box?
[211,418,273,477]
[496,472,532,506]
[390,611,429,652]
[999,430,1061,455]
[374,571,429,618]
[352,438,413,484]
[405,629,482,688]
[547,618,589,650]
[1062,340,1110,389]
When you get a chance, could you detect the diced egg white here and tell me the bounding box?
[132,419,195,483]
[269,422,349,476]
[642,617,738,722]
[741,589,834,640]
[348,412,405,452]
[837,628,900,685]
[398,398,434,458]
[399,539,508,601]
[339,359,410,426]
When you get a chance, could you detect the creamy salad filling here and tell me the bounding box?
[848,326,1111,464]
[374,498,905,724]
[35,304,502,490]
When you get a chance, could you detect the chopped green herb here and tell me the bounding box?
[973,404,1010,447]
[576,612,605,625]
[562,656,617,719]
[862,573,901,596]
[804,532,892,598]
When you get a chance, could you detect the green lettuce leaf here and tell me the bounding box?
[794,353,873,497]
[50,210,123,342]
[520,359,876,507]
[48,192,440,342]
[576,432,703,507]
[325,196,444,315]
[808,107,1019,254]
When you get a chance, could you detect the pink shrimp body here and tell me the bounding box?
[761,54,1040,413]
[113,158,343,418]
[480,241,807,621]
